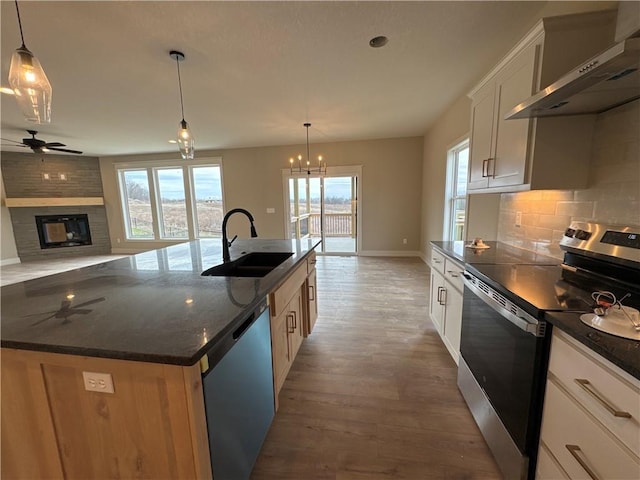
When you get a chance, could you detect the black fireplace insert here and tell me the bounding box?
[35,214,92,249]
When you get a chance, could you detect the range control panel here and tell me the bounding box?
[560,221,640,264]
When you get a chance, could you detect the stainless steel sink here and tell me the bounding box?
[201,252,293,278]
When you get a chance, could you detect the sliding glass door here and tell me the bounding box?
[286,171,359,255]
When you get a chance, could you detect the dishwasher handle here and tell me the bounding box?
[232,312,256,340]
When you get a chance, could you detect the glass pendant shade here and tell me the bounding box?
[177,119,195,160]
[8,45,52,124]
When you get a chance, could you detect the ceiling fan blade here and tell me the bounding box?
[43,142,67,148]
[0,138,26,145]
[46,146,83,155]
[1,143,29,148]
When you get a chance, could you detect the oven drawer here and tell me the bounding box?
[548,331,640,454]
[540,378,640,479]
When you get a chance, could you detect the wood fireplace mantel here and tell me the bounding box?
[3,197,104,208]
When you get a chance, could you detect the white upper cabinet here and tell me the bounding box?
[467,10,617,194]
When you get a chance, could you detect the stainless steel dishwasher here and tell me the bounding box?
[201,298,274,480]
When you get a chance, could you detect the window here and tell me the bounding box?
[117,160,223,241]
[121,169,154,239]
[444,139,469,241]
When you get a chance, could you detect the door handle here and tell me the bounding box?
[286,313,295,333]
[437,286,447,305]
[309,285,315,301]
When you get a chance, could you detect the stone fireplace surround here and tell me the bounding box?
[8,205,110,261]
[1,153,111,261]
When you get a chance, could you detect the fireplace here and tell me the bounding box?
[35,214,93,249]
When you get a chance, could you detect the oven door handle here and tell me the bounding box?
[462,273,545,337]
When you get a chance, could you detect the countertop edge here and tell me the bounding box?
[1,239,321,367]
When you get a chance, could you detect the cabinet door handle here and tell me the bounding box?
[433,258,442,264]
[286,313,295,333]
[437,286,447,305]
[292,311,297,329]
[565,445,601,480]
[574,379,632,418]
[447,270,459,278]
[309,285,315,301]
[482,158,495,178]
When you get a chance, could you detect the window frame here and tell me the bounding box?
[444,138,469,242]
[116,157,224,242]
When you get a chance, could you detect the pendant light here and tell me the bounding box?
[170,50,194,160]
[8,0,52,124]
[288,123,327,175]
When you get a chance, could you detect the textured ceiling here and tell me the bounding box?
[0,1,616,157]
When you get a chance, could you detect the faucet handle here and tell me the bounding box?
[227,235,238,247]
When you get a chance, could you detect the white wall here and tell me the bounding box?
[100,136,424,255]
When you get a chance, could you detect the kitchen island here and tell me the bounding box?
[1,238,320,479]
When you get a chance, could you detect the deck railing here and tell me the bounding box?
[308,213,355,237]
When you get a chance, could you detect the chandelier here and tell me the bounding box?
[289,123,327,175]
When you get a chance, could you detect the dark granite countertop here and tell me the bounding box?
[1,239,320,366]
[545,311,640,380]
[430,240,638,380]
[430,241,560,266]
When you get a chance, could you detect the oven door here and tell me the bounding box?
[458,271,551,480]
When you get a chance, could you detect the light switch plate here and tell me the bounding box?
[266,208,275,214]
[515,211,522,227]
[82,371,115,393]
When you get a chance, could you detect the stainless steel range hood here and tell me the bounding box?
[506,37,640,119]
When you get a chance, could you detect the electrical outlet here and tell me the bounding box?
[403,238,407,245]
[83,371,115,393]
[515,211,522,227]
[59,173,68,181]
[42,173,50,181]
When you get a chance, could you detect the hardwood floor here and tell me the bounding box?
[252,256,502,480]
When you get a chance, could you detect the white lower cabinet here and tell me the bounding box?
[428,248,464,364]
[537,330,640,480]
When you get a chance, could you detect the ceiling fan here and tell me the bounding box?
[1,130,83,154]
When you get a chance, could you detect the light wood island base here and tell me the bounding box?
[1,348,212,479]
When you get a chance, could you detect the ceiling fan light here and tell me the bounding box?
[8,46,52,124]
[177,119,194,160]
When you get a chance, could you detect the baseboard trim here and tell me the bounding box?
[359,250,421,257]
[1,257,21,266]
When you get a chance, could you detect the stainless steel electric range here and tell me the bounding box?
[457,222,640,480]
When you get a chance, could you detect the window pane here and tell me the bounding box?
[122,170,154,239]
[289,178,296,221]
[299,217,309,237]
[324,177,353,238]
[156,168,188,239]
[297,178,307,215]
[454,198,466,241]
[456,146,469,197]
[309,177,321,238]
[192,166,223,238]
